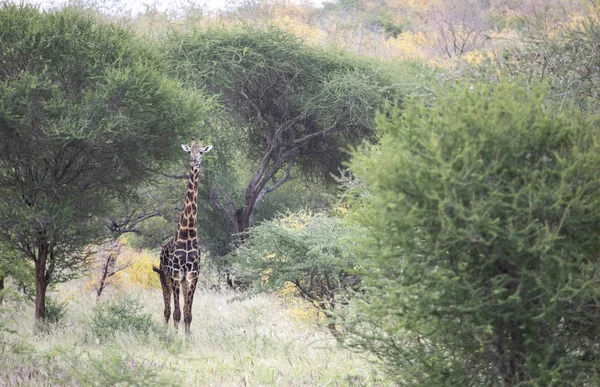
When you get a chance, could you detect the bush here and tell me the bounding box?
[349,81,600,386]
[232,210,364,342]
[91,295,171,344]
[45,297,68,326]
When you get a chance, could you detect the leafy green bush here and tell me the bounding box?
[232,210,364,342]
[45,297,68,326]
[91,295,172,345]
[349,81,600,386]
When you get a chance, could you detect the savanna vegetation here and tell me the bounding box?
[1,0,599,385]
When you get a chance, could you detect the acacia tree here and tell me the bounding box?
[0,5,211,328]
[166,26,398,248]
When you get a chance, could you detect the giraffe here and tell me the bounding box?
[153,138,213,335]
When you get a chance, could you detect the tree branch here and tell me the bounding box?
[273,113,307,141]
[255,160,295,210]
[210,185,238,235]
[108,258,132,278]
[294,279,322,305]
[105,210,162,236]
[240,87,269,133]
[290,125,344,149]
[251,162,296,226]
[161,172,188,180]
[258,74,281,103]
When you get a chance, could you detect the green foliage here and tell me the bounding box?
[91,294,174,345]
[167,26,394,178]
[320,0,408,39]
[44,297,68,326]
[349,81,600,385]
[0,243,33,293]
[0,4,212,302]
[234,210,362,292]
[124,216,172,249]
[373,10,407,38]
[232,210,363,339]
[252,178,330,223]
[475,16,600,114]
[163,25,407,253]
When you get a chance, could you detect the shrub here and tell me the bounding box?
[232,210,364,342]
[349,81,600,386]
[45,297,68,326]
[118,248,162,290]
[91,295,171,344]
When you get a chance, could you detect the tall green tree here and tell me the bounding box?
[0,5,211,328]
[349,81,600,385]
[165,26,403,248]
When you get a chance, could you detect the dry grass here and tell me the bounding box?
[0,272,389,386]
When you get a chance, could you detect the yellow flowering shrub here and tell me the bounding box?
[385,31,430,61]
[277,281,324,325]
[115,248,161,290]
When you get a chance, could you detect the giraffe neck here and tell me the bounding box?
[177,167,199,241]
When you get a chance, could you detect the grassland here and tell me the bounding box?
[0,265,389,386]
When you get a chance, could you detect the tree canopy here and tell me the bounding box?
[165,26,404,246]
[0,4,212,326]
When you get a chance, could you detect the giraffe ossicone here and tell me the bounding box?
[153,137,213,336]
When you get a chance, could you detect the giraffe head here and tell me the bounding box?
[181,138,213,169]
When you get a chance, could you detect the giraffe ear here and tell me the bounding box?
[181,144,191,153]
[202,145,213,153]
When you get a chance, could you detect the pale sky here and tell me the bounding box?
[26,0,234,16]
[26,0,323,17]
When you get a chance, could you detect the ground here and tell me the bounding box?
[0,272,389,386]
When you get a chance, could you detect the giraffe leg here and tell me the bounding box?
[173,280,181,331]
[155,241,174,326]
[154,266,172,325]
[163,275,173,325]
[183,276,198,336]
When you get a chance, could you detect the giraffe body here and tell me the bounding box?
[154,138,212,335]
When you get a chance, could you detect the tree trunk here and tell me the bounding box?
[327,322,344,345]
[34,244,49,330]
[96,255,113,300]
[96,241,119,300]
[234,208,252,245]
[0,274,4,305]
